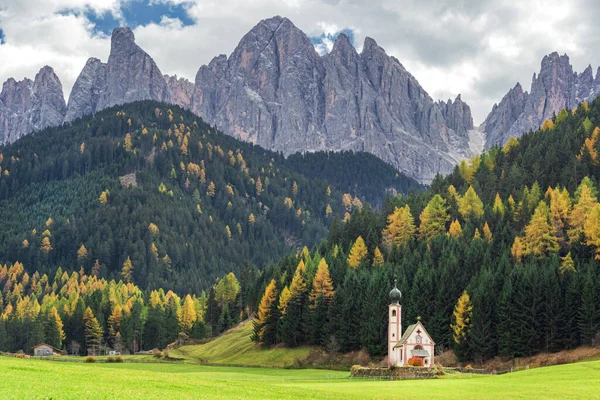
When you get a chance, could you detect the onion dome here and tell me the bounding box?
[389,282,402,305]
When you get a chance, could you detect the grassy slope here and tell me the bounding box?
[1,356,600,399]
[170,320,313,367]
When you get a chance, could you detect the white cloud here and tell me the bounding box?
[1,0,600,124]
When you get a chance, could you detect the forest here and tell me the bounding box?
[0,101,418,294]
[249,100,600,362]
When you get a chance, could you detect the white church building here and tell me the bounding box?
[388,283,435,367]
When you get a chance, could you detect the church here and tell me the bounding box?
[388,283,435,367]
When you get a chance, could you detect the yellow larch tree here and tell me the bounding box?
[180,294,197,333]
[492,193,505,217]
[523,201,559,257]
[459,186,485,220]
[40,237,52,253]
[253,279,279,344]
[447,219,463,238]
[569,179,598,243]
[347,236,368,269]
[583,203,600,259]
[74,243,88,260]
[309,259,335,308]
[483,222,493,243]
[121,257,134,283]
[560,252,576,274]
[419,194,450,241]
[451,291,472,344]
[512,236,524,263]
[382,205,416,249]
[541,118,555,131]
[372,247,384,267]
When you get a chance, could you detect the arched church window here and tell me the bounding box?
[392,310,396,317]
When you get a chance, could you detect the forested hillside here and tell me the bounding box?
[248,99,600,362]
[0,101,380,293]
[284,151,424,207]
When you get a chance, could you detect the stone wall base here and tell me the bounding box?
[350,365,444,380]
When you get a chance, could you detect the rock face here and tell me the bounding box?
[0,66,66,143]
[483,52,600,149]
[1,19,478,183]
[165,75,194,110]
[190,16,474,183]
[66,27,169,121]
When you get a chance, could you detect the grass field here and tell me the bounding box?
[170,320,313,367]
[2,356,600,399]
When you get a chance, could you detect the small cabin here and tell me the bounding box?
[32,344,63,357]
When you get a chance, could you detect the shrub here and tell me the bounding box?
[154,351,164,359]
[407,357,424,367]
[115,356,123,363]
[107,356,115,363]
[85,356,96,363]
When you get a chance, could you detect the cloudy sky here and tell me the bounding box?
[0,0,598,124]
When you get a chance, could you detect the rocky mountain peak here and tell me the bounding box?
[111,27,135,47]
[483,51,600,149]
[66,26,169,121]
[0,66,66,143]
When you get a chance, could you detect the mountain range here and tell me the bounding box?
[1,16,597,182]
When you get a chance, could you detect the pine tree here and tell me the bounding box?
[419,194,450,241]
[83,307,103,355]
[44,306,65,349]
[382,205,416,249]
[347,236,368,269]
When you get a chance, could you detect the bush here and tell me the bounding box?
[407,357,424,367]
[85,356,96,363]
[154,351,164,359]
[107,356,115,363]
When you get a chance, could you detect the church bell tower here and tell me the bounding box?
[388,282,402,367]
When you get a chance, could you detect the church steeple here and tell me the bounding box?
[388,281,402,367]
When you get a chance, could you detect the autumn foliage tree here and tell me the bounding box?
[419,194,450,241]
[252,280,279,345]
[347,236,368,268]
[382,205,416,249]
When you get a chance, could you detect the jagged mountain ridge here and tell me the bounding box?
[483,52,600,149]
[189,17,474,183]
[0,18,475,183]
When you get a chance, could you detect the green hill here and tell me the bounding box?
[171,319,313,367]
[243,99,600,364]
[0,100,419,293]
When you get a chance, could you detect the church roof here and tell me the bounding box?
[395,324,417,347]
[393,321,436,349]
[411,349,430,358]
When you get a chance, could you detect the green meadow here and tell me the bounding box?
[1,356,600,399]
[170,320,313,367]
